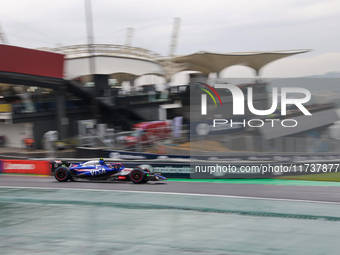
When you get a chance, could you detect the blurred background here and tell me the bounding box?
[1,1,340,254]
[0,0,340,158]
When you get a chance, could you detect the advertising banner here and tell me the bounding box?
[124,163,190,178]
[1,160,51,175]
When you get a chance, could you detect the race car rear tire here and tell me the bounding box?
[129,169,145,184]
[54,167,70,182]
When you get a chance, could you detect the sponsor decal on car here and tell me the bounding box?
[90,169,106,176]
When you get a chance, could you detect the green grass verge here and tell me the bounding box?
[277,172,340,182]
[167,178,340,186]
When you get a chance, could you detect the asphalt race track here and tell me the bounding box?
[1,175,340,203]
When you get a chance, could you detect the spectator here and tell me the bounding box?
[24,138,35,151]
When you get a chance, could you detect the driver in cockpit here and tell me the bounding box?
[99,158,105,165]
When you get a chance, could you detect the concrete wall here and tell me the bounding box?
[32,115,97,149]
[0,122,27,148]
[33,116,88,149]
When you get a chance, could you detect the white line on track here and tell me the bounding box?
[0,185,340,205]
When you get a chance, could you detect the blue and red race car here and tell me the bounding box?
[52,159,167,184]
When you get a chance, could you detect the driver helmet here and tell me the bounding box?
[99,158,105,165]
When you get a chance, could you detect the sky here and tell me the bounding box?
[0,0,340,80]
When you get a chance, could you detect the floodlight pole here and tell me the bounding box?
[84,0,100,124]
[168,18,181,57]
[125,28,134,47]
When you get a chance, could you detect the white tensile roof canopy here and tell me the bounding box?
[170,49,310,75]
[39,45,311,80]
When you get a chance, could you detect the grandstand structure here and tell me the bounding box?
[0,41,311,149]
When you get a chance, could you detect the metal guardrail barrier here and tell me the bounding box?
[75,125,188,152]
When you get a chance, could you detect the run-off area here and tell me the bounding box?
[0,187,339,255]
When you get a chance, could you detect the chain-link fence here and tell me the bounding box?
[74,124,340,155]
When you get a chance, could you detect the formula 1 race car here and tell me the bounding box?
[52,159,167,184]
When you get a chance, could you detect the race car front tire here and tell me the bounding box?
[129,169,145,184]
[135,167,150,183]
[54,167,70,182]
